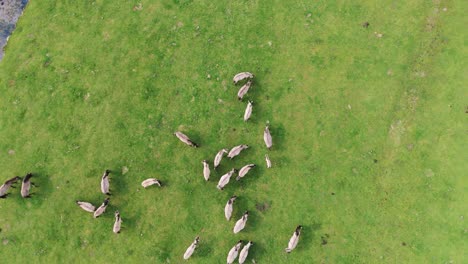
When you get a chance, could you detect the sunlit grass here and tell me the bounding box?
[0,0,466,263]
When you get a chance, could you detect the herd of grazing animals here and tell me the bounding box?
[1,72,302,262]
[227,240,244,264]
[74,170,114,222]
[175,72,302,262]
[76,170,163,232]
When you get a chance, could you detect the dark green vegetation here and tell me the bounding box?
[0,1,466,263]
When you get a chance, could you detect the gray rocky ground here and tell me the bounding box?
[0,0,28,60]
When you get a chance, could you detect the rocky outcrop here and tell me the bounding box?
[0,0,28,60]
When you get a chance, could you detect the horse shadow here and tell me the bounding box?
[299,222,322,251]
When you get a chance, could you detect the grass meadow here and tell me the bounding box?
[0,0,466,263]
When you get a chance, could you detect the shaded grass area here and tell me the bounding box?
[0,0,466,263]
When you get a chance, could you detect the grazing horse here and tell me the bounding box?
[224,195,237,221]
[236,164,256,181]
[227,240,243,264]
[285,225,302,253]
[141,178,162,188]
[217,169,236,190]
[265,154,272,168]
[264,125,273,149]
[233,72,254,84]
[0,176,21,198]
[202,160,210,181]
[113,211,122,234]
[233,211,249,234]
[183,236,200,260]
[243,101,253,121]
[227,145,249,159]
[238,241,253,264]
[93,198,110,218]
[21,173,34,198]
[237,80,253,100]
[101,169,111,195]
[76,201,96,213]
[214,149,228,169]
[174,132,199,148]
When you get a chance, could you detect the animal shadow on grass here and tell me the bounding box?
[254,200,272,214]
[196,239,214,258]
[299,222,321,251]
[247,99,264,125]
[246,76,273,125]
[182,130,203,148]
[215,163,235,179]
[248,240,266,262]
[228,198,261,234]
[244,210,260,233]
[245,73,263,103]
[268,122,286,151]
[110,168,129,197]
[231,196,250,220]
[117,208,140,234]
[236,164,262,187]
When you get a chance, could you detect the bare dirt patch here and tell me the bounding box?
[255,202,270,212]
[389,120,405,146]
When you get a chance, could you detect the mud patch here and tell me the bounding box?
[407,143,414,151]
[408,94,419,110]
[255,201,270,212]
[426,15,437,31]
[133,3,143,11]
[425,168,434,177]
[321,234,330,245]
[374,32,383,38]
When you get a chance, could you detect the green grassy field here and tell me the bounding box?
[0,1,466,263]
